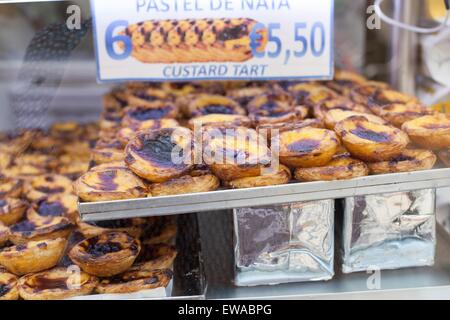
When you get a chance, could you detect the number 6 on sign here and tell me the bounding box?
[105,20,132,60]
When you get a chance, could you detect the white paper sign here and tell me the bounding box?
[91,0,334,82]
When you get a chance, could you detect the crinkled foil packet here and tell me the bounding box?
[342,189,436,273]
[233,200,334,286]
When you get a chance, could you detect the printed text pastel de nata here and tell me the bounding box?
[136,0,291,12]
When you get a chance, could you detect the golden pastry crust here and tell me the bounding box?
[29,131,62,155]
[294,154,369,181]
[76,218,146,239]
[202,126,271,181]
[8,217,73,245]
[186,94,246,118]
[256,119,325,142]
[62,140,92,159]
[27,194,78,224]
[25,174,74,202]
[121,103,179,129]
[131,243,178,272]
[227,87,267,108]
[125,128,194,183]
[3,163,48,180]
[225,165,291,189]
[91,138,125,165]
[368,89,419,115]
[0,238,67,275]
[125,87,171,107]
[248,93,308,125]
[74,167,147,202]
[401,114,450,150]
[69,232,141,277]
[162,82,198,97]
[18,267,98,300]
[349,81,390,106]
[95,269,173,294]
[141,217,177,245]
[0,222,9,246]
[57,160,90,181]
[439,149,450,167]
[367,149,437,174]
[0,130,34,155]
[288,83,338,108]
[99,110,123,133]
[49,122,83,141]
[335,116,410,162]
[187,114,252,130]
[0,271,18,300]
[279,127,340,168]
[323,109,387,130]
[102,89,129,114]
[377,103,435,127]
[313,97,370,120]
[0,198,28,226]
[149,174,220,196]
[122,18,267,63]
[117,119,180,146]
[326,70,367,95]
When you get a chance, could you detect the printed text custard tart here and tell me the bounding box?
[125,127,194,183]
[26,194,78,224]
[8,217,73,245]
[149,174,220,196]
[401,113,450,150]
[25,174,74,202]
[186,94,246,118]
[18,267,98,300]
[187,114,252,129]
[377,103,435,127]
[0,271,18,300]
[225,164,291,189]
[334,116,410,162]
[76,217,147,238]
[278,127,340,168]
[0,237,67,275]
[323,109,387,130]
[69,231,141,277]
[95,269,173,294]
[294,154,369,182]
[74,166,147,202]
[367,149,437,174]
[0,197,28,226]
[202,126,271,181]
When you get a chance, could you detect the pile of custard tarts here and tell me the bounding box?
[75,71,449,203]
[0,123,177,300]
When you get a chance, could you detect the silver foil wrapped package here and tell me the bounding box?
[234,200,334,286]
[342,189,436,274]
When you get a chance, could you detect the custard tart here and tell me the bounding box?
[225,165,291,189]
[99,110,123,132]
[141,217,177,245]
[278,127,340,168]
[349,81,390,106]
[335,116,410,162]
[368,89,419,114]
[313,97,370,120]
[132,243,178,272]
[57,160,90,181]
[294,154,369,182]
[0,130,33,155]
[25,174,74,202]
[288,83,338,109]
[3,163,48,180]
[18,267,98,300]
[74,166,147,202]
[149,174,220,196]
[439,149,450,167]
[401,114,450,150]
[247,93,308,125]
[162,82,198,97]
[186,94,246,118]
[91,137,125,165]
[95,269,173,294]
[69,231,141,277]
[377,103,435,127]
[29,131,62,155]
[50,122,83,140]
[125,87,170,107]
[0,198,28,226]
[187,114,252,130]
[323,109,387,130]
[122,18,267,63]
[125,127,194,183]
[257,119,325,142]
[27,194,78,224]
[367,149,437,174]
[103,89,129,114]
[0,222,9,246]
[326,70,367,95]
[227,87,267,109]
[0,271,18,300]
[76,218,146,239]
[202,126,271,181]
[121,102,179,129]
[117,119,180,146]
[8,217,73,245]
[0,237,67,275]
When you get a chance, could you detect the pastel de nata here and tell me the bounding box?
[136,0,291,12]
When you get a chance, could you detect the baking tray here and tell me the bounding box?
[79,167,450,221]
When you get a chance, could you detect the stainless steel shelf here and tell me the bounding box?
[79,168,450,221]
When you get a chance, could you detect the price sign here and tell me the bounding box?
[91,0,334,82]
